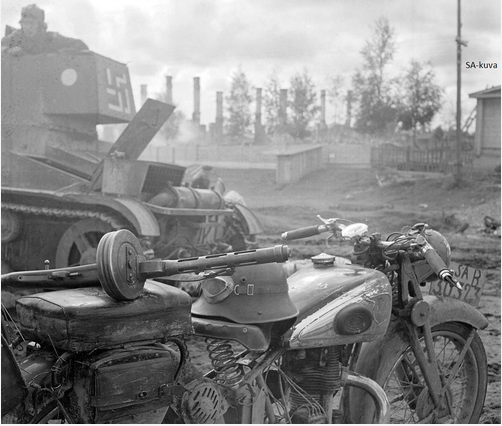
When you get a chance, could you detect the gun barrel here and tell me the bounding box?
[1,264,99,290]
[139,245,289,278]
[1,245,290,291]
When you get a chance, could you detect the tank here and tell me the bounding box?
[1,48,262,272]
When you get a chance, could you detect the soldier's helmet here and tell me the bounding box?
[192,263,299,324]
[20,4,45,24]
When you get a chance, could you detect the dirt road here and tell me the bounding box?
[216,165,501,423]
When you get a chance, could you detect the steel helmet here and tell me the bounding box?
[192,263,298,324]
[411,228,451,282]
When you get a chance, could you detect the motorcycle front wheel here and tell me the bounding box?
[352,322,488,423]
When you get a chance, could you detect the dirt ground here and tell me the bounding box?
[214,164,501,423]
[4,164,498,422]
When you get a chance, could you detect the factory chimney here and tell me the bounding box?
[254,88,264,144]
[140,84,148,105]
[192,77,201,125]
[165,76,173,104]
[215,91,223,142]
[279,89,288,131]
[320,90,326,127]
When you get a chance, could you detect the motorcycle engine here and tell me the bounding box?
[281,346,342,424]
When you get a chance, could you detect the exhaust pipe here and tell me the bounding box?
[341,369,390,424]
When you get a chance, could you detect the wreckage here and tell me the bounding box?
[1,35,261,273]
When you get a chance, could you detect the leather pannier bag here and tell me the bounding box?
[75,346,179,423]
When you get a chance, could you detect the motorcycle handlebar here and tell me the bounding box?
[139,245,290,278]
[281,224,331,241]
[282,216,463,292]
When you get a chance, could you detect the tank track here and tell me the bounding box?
[1,202,127,230]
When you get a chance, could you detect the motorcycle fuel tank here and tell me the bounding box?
[282,255,392,349]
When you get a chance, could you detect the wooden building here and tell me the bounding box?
[468,85,501,157]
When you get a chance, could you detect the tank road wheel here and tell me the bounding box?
[96,229,146,301]
[55,219,114,267]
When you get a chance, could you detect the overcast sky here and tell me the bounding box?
[2,0,500,128]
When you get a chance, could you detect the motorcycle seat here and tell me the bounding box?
[16,280,191,352]
[191,315,272,351]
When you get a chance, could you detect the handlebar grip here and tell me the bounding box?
[282,225,329,241]
[421,245,463,291]
[422,246,448,276]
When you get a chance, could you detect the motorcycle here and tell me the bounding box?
[1,217,488,423]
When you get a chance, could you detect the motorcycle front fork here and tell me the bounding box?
[396,254,475,421]
[403,302,476,421]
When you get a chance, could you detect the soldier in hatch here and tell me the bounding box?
[191,165,213,189]
[1,4,88,56]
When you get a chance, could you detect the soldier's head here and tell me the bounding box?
[201,165,213,175]
[19,4,47,37]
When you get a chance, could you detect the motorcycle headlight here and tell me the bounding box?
[333,304,373,335]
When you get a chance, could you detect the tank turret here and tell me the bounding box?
[2,50,136,188]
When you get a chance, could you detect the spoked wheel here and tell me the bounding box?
[372,322,487,423]
[351,322,487,423]
[55,219,113,267]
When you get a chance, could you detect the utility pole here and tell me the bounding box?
[455,0,468,183]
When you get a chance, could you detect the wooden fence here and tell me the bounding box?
[370,146,474,173]
[140,143,476,178]
[141,143,325,183]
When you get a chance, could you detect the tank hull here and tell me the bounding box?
[1,49,261,273]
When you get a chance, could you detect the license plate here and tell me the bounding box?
[426,261,486,307]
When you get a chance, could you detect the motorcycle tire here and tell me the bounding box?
[351,321,488,423]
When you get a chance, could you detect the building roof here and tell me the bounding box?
[468,85,501,99]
